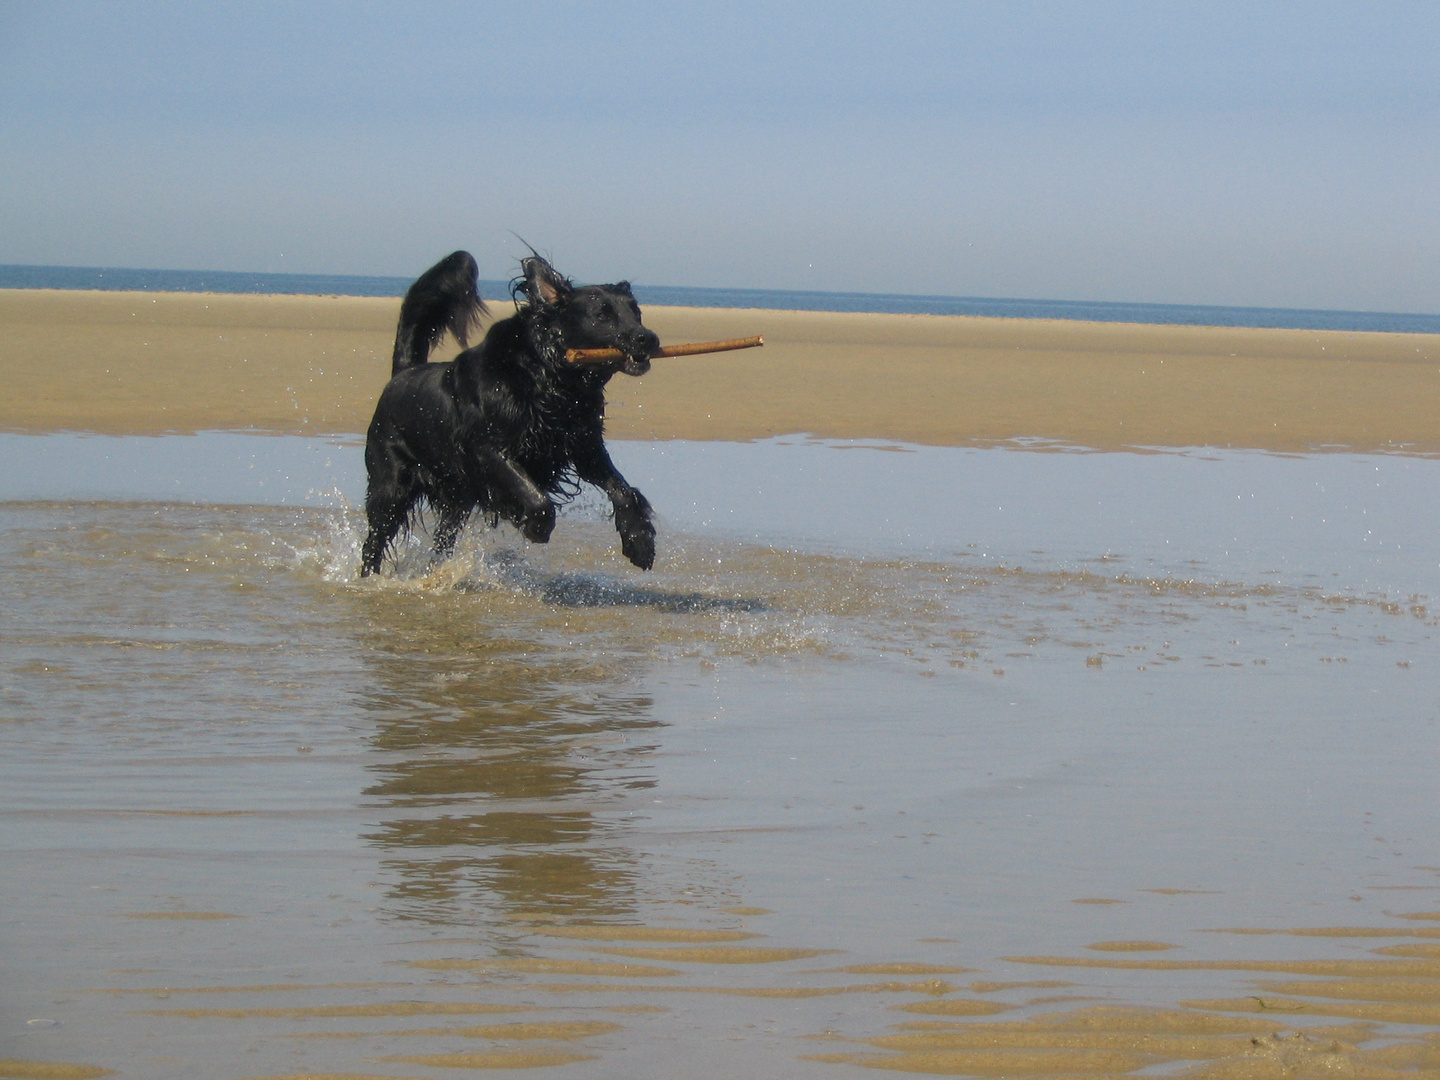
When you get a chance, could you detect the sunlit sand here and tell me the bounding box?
[3,288,1439,453]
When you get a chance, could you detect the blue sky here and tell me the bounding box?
[2,2,1437,311]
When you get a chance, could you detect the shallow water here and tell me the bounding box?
[2,435,1439,1079]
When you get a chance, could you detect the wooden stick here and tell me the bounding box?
[565,335,764,364]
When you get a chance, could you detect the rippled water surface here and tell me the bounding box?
[2,435,1439,1079]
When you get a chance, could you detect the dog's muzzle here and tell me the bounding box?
[620,332,659,376]
[620,353,652,376]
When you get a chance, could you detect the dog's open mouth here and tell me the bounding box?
[620,352,652,376]
[618,333,658,376]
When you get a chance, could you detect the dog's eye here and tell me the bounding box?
[598,302,616,321]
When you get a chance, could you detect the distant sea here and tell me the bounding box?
[3,263,1438,334]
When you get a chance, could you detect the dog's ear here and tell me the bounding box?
[520,256,571,308]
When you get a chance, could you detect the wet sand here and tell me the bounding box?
[3,287,1440,452]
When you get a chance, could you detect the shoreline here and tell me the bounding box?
[3,287,1439,454]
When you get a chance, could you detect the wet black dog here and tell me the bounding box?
[360,250,660,576]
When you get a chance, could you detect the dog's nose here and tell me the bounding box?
[624,330,659,359]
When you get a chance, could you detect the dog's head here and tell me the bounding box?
[517,256,659,376]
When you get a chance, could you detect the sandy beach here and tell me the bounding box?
[3,287,1439,452]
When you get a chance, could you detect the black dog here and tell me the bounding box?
[360,250,660,576]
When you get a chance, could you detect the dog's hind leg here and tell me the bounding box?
[361,490,416,576]
[361,450,418,576]
[430,504,472,565]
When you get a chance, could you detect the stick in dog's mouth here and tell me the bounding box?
[565,335,764,365]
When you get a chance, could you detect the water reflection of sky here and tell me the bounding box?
[4,431,1437,596]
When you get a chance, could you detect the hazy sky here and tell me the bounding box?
[2,2,1437,311]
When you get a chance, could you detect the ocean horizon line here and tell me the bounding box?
[3,262,1438,335]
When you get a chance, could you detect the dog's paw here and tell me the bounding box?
[521,503,556,544]
[620,525,656,570]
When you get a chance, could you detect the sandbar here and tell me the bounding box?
[2,288,1438,453]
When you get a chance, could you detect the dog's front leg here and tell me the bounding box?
[473,447,555,544]
[576,443,655,570]
[610,485,655,570]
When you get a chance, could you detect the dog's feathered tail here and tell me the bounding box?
[391,251,489,374]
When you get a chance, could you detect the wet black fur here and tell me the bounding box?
[360,250,660,576]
